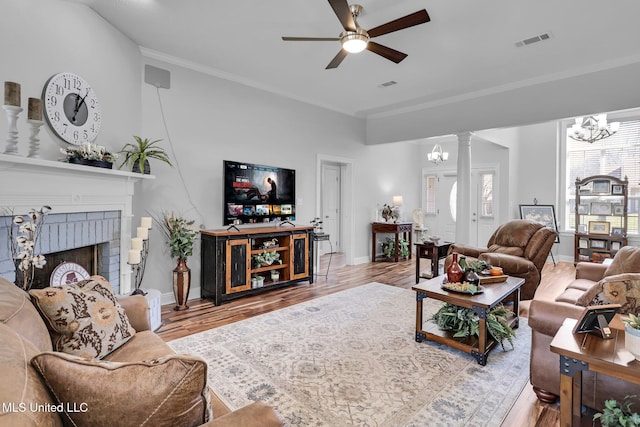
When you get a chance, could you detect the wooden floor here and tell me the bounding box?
[158,254,575,426]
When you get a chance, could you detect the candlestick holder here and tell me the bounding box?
[3,105,23,155]
[27,119,44,158]
[129,237,150,295]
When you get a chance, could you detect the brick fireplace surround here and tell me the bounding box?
[0,154,152,295]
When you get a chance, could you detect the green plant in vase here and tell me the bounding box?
[252,250,281,268]
[431,303,516,350]
[381,237,410,259]
[119,136,172,174]
[156,212,198,311]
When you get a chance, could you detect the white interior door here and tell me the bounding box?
[321,163,341,254]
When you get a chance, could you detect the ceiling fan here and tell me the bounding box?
[282,0,430,69]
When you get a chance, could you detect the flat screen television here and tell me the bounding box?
[223,160,296,226]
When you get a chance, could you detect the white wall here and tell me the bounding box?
[138,56,421,302]
[0,0,141,158]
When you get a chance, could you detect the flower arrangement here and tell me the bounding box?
[60,142,118,164]
[156,212,198,260]
[7,206,51,290]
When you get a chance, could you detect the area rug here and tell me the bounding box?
[168,282,531,426]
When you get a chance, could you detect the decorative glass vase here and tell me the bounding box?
[464,269,480,286]
[446,253,464,283]
[172,258,191,311]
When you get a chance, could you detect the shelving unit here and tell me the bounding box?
[200,226,314,305]
[574,175,628,264]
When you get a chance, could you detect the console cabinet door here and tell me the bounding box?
[226,239,251,293]
[290,233,309,280]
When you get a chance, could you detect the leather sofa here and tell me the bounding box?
[529,246,640,409]
[0,277,283,427]
[446,219,557,300]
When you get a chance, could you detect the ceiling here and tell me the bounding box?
[74,0,640,122]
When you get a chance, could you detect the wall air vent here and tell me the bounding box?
[515,32,552,48]
[378,80,397,88]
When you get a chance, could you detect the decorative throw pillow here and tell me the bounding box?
[589,273,640,315]
[29,276,135,359]
[31,352,211,427]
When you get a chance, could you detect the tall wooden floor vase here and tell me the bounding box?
[173,258,191,311]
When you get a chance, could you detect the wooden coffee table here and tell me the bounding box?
[412,275,524,365]
[550,317,640,427]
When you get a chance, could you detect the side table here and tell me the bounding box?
[143,289,163,331]
[415,241,452,283]
[371,222,413,262]
[550,317,639,427]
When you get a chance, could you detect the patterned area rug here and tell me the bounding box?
[168,282,531,426]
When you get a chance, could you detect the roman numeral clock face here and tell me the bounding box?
[42,72,101,145]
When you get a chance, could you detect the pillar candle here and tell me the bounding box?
[131,237,143,250]
[140,216,152,229]
[4,82,20,106]
[28,98,42,121]
[128,249,141,265]
[137,226,149,240]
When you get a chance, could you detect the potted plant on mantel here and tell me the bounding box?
[156,212,197,311]
[118,136,172,174]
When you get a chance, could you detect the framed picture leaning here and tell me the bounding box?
[519,204,559,243]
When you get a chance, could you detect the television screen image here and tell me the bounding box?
[256,205,270,215]
[223,160,296,225]
[281,204,292,215]
[227,204,243,216]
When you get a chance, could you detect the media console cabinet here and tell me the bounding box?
[200,226,314,305]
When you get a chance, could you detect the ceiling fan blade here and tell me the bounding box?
[367,10,430,38]
[282,36,340,41]
[366,41,407,64]
[326,49,348,69]
[328,0,356,31]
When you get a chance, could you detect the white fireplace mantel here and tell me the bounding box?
[0,154,154,294]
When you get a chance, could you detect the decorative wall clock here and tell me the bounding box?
[42,72,102,145]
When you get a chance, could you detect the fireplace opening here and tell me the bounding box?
[30,244,105,289]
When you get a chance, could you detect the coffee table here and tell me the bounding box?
[550,317,640,427]
[412,275,524,365]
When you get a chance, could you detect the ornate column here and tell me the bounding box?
[456,132,472,243]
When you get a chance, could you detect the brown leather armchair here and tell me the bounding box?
[446,219,557,300]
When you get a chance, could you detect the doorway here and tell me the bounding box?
[425,167,499,245]
[316,155,354,265]
[321,163,341,255]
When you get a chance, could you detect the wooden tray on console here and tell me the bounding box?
[478,274,508,284]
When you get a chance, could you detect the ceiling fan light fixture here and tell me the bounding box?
[340,29,369,53]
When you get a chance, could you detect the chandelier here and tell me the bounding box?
[568,114,620,143]
[427,144,449,165]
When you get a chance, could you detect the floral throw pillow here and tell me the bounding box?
[29,276,136,359]
[589,273,640,316]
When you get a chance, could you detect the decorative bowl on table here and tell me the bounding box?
[428,235,440,244]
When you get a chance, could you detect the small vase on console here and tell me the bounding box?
[446,253,464,283]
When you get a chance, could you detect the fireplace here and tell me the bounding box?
[0,211,121,292]
[0,154,152,294]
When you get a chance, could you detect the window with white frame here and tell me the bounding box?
[565,119,640,234]
[424,175,437,214]
[480,172,494,217]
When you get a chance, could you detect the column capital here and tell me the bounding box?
[456,132,473,145]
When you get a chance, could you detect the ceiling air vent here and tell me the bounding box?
[378,80,397,88]
[515,32,552,48]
